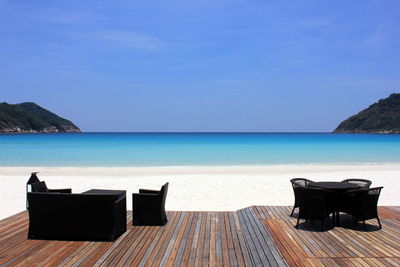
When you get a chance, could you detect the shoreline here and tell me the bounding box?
[2,162,400,174]
[1,161,400,168]
[1,164,399,220]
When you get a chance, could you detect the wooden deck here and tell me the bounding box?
[0,206,399,266]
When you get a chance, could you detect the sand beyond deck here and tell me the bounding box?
[1,164,399,220]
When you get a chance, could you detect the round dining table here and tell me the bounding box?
[307,181,362,226]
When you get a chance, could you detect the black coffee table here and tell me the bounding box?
[82,189,126,200]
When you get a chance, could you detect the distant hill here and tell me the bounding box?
[333,93,400,134]
[0,102,81,133]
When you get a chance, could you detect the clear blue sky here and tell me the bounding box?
[1,0,399,132]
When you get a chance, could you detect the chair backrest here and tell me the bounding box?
[160,183,169,208]
[290,178,314,188]
[341,179,372,189]
[351,186,382,202]
[346,186,383,219]
[296,187,331,219]
[31,181,49,192]
[290,178,314,207]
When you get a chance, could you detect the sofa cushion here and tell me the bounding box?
[31,181,49,192]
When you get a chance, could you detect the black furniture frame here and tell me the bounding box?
[295,187,335,231]
[290,178,314,217]
[132,183,169,226]
[341,178,372,189]
[341,186,383,229]
[27,190,127,241]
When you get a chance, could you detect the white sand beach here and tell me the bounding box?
[1,164,399,220]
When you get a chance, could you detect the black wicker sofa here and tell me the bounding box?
[27,189,127,241]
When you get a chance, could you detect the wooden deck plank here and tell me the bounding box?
[209,212,217,266]
[237,207,287,266]
[161,211,191,267]
[100,227,145,266]
[263,220,304,267]
[138,211,181,267]
[231,211,253,266]
[201,212,212,266]
[218,212,228,266]
[247,209,289,267]
[223,212,236,267]
[16,240,67,266]
[0,206,399,267]
[194,211,207,267]
[237,209,262,266]
[285,218,327,258]
[114,226,152,266]
[66,241,108,267]
[280,219,322,258]
[185,213,202,267]
[115,226,154,266]
[151,211,186,266]
[0,211,26,230]
[123,225,162,266]
[173,212,196,267]
[91,230,131,266]
[112,226,147,266]
[244,207,274,266]
[78,242,113,266]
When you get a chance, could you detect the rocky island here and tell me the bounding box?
[334,93,400,134]
[0,102,80,133]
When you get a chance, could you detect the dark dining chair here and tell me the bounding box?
[290,178,314,216]
[132,183,169,226]
[342,186,383,229]
[337,179,371,216]
[340,179,372,189]
[295,187,335,231]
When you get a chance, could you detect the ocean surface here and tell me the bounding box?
[0,133,400,167]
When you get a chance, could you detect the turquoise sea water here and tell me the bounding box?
[0,133,400,166]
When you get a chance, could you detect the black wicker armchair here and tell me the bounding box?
[341,186,383,229]
[290,178,314,216]
[132,183,169,226]
[341,179,372,189]
[295,187,335,231]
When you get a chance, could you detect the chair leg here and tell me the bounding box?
[335,212,340,226]
[296,217,300,229]
[363,220,366,230]
[290,206,295,217]
[377,217,382,229]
